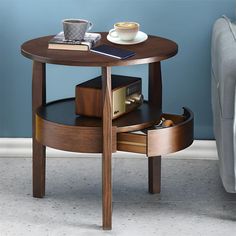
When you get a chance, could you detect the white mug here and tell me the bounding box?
[109,22,139,41]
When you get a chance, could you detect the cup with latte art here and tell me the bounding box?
[109,22,139,41]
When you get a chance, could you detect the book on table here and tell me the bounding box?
[48,32,101,51]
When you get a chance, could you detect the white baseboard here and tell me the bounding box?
[0,138,218,160]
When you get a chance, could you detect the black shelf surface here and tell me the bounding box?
[37,98,161,133]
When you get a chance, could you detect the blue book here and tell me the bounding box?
[90,44,135,59]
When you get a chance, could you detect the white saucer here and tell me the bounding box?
[107,31,148,45]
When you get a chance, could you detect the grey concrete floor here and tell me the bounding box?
[0,155,236,236]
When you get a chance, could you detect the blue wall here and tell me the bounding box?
[0,0,235,138]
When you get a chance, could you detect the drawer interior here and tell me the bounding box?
[117,107,194,157]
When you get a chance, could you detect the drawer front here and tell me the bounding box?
[117,107,194,156]
[116,132,147,154]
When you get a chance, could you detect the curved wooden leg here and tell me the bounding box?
[148,156,161,194]
[102,67,112,230]
[32,61,46,198]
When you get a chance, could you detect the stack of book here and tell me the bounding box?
[48,32,101,51]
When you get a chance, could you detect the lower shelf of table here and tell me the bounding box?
[35,98,194,155]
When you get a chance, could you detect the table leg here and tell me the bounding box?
[148,62,162,194]
[148,156,161,193]
[102,67,112,230]
[32,61,46,198]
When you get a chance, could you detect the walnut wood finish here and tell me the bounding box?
[21,33,178,67]
[32,61,46,198]
[148,62,162,193]
[75,75,142,119]
[147,109,193,157]
[76,87,102,117]
[116,132,146,154]
[102,67,112,230]
[21,33,181,230]
[117,108,194,156]
[149,62,162,109]
[148,156,161,193]
[36,98,161,135]
[35,115,117,153]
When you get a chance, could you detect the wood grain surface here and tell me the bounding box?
[32,61,46,198]
[36,115,117,153]
[36,98,161,133]
[117,108,194,156]
[21,33,188,230]
[102,67,112,230]
[148,62,162,194]
[21,33,178,67]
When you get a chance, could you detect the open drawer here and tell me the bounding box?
[117,107,194,157]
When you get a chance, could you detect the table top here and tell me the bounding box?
[21,32,178,67]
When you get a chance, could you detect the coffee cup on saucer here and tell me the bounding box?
[109,22,139,41]
[62,19,93,41]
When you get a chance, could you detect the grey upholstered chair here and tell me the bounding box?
[211,16,236,193]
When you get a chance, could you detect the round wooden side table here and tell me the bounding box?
[21,32,193,230]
